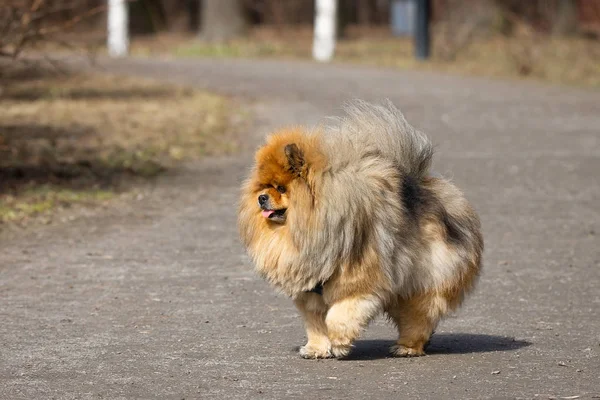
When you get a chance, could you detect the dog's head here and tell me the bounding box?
[250,128,321,224]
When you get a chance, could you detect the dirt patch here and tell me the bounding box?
[0,64,249,227]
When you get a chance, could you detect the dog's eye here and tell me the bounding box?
[276,186,286,194]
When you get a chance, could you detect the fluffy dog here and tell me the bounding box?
[238,100,483,359]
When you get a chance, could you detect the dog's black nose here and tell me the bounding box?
[258,194,269,206]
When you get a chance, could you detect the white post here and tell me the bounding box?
[312,0,337,62]
[107,0,129,58]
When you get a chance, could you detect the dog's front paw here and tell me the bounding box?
[390,344,425,358]
[299,344,333,359]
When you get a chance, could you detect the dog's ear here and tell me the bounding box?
[284,143,305,177]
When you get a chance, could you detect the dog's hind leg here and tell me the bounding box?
[294,292,332,359]
[387,291,448,357]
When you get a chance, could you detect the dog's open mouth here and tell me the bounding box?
[261,208,287,222]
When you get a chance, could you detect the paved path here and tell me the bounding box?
[1,58,599,399]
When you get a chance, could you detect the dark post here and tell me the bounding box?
[414,0,430,60]
[188,0,200,32]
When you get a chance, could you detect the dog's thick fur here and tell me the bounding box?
[238,100,483,358]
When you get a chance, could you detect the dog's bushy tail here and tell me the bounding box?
[331,99,434,180]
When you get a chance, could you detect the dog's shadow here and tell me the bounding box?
[349,333,531,361]
[294,333,531,361]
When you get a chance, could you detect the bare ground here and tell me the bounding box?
[0,57,599,399]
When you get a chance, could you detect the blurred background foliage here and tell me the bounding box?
[2,1,599,86]
[0,0,598,226]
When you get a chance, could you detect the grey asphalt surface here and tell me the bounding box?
[1,57,599,400]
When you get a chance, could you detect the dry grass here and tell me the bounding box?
[0,66,247,226]
[130,26,600,88]
[0,186,114,224]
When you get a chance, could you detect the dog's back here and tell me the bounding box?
[322,99,434,181]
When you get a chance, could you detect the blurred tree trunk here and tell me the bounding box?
[188,0,200,31]
[129,0,167,33]
[268,0,286,30]
[357,0,372,26]
[108,0,129,58]
[337,0,352,39]
[200,0,247,42]
[313,0,338,62]
[553,0,577,35]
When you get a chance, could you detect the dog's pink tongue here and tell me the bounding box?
[261,210,274,218]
